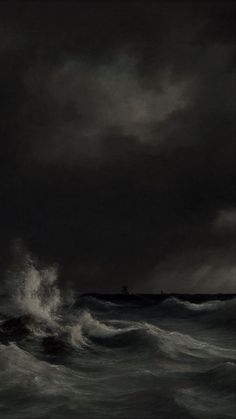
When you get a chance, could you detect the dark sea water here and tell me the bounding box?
[0,261,235,419]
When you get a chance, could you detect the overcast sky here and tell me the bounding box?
[0,1,235,293]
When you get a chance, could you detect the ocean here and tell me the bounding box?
[0,259,235,419]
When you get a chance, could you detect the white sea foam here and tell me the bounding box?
[70,310,236,364]
[78,310,125,338]
[3,249,60,322]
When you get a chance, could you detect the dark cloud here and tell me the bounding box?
[0,1,235,292]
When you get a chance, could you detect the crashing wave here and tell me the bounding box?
[2,246,61,324]
[69,310,236,363]
[76,296,120,312]
[5,253,60,322]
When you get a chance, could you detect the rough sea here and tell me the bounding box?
[0,256,235,419]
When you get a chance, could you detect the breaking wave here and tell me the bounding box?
[76,296,120,312]
[1,300,235,367]
[67,310,236,364]
[3,249,61,323]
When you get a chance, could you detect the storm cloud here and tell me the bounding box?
[0,1,235,292]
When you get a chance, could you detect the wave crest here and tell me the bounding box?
[70,311,236,363]
[3,249,60,322]
[159,297,236,329]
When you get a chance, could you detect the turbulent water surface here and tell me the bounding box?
[0,259,235,419]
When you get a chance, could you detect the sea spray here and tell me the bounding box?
[3,245,60,322]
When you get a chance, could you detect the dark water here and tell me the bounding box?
[0,264,235,419]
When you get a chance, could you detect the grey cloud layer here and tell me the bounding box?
[0,1,235,292]
[22,57,190,164]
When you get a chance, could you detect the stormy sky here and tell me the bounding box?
[0,1,235,293]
